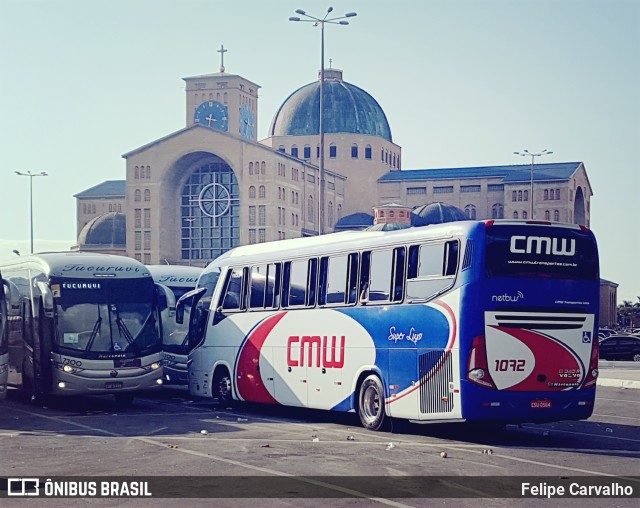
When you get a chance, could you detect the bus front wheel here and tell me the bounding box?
[213,368,233,405]
[357,374,388,431]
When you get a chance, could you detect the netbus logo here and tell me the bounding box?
[492,291,524,302]
[510,236,576,256]
[287,335,345,369]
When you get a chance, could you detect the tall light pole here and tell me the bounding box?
[15,171,48,253]
[289,7,357,235]
[513,149,553,219]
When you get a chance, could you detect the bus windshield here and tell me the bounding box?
[485,224,598,280]
[51,277,161,356]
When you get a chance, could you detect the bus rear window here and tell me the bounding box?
[485,225,598,280]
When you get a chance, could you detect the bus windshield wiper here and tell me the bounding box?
[112,304,137,352]
[85,305,103,352]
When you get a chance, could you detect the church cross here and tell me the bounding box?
[218,44,227,72]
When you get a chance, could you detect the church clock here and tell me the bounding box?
[194,101,228,132]
[239,104,255,139]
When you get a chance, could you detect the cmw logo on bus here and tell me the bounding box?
[510,236,576,256]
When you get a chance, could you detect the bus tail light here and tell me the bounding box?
[582,337,599,388]
[467,335,497,389]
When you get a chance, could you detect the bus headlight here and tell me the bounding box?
[58,382,67,389]
[58,364,84,374]
[151,362,161,370]
[156,378,164,385]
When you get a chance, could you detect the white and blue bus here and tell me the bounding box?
[0,252,167,404]
[181,220,600,430]
[146,265,202,385]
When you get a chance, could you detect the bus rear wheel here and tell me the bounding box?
[358,374,388,431]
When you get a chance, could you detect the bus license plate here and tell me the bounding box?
[531,399,552,409]
[105,382,123,390]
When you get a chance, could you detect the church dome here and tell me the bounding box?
[411,202,467,227]
[78,212,126,246]
[269,69,392,141]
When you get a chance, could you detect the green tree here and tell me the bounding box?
[617,297,640,329]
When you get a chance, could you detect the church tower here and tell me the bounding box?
[184,45,260,141]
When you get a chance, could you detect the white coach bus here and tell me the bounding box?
[0,252,168,404]
[146,265,202,385]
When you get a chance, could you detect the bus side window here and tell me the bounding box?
[406,241,458,301]
[318,257,329,306]
[285,260,308,307]
[249,265,267,309]
[392,247,405,302]
[320,254,350,306]
[264,263,281,309]
[368,249,393,303]
[347,253,359,305]
[444,241,459,276]
[359,252,371,304]
[221,268,246,312]
[307,259,318,306]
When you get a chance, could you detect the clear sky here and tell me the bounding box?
[1,0,638,301]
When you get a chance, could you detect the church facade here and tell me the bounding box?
[74,59,593,267]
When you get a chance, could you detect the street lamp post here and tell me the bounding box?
[14,170,48,253]
[289,7,357,235]
[513,149,553,219]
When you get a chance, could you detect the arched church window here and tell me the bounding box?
[337,204,342,220]
[351,144,358,159]
[329,144,337,159]
[522,211,528,219]
[514,211,518,219]
[365,145,372,159]
[491,204,503,219]
[259,185,265,198]
[261,162,266,174]
[544,189,549,200]
[465,204,476,219]
[328,201,334,226]
[554,210,560,221]
[555,189,560,200]
[304,145,311,159]
[249,162,254,175]
[524,190,528,201]
[518,191,523,201]
[291,145,299,158]
[545,210,550,220]
[249,186,256,198]
[144,189,151,202]
[512,191,517,202]
[134,166,139,179]
[146,166,150,178]
[135,189,141,202]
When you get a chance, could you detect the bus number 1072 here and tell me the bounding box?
[494,359,525,371]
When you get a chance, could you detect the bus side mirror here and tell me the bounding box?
[36,281,54,318]
[176,287,207,325]
[155,283,176,318]
[5,279,21,313]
